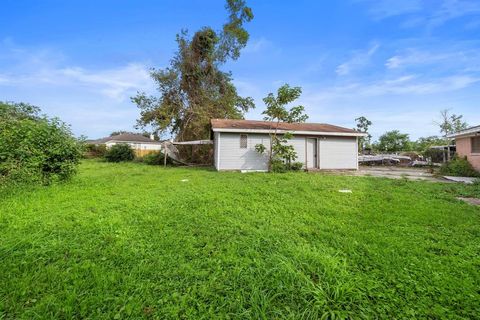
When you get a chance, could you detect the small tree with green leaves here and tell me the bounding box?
[254,84,308,172]
[355,116,372,152]
[434,109,468,161]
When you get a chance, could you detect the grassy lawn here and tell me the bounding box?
[1,160,479,319]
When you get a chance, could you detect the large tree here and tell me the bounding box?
[374,130,411,153]
[133,0,254,147]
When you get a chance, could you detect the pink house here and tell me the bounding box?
[448,125,480,171]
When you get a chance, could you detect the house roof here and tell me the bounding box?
[88,133,161,144]
[211,119,366,136]
[447,125,480,138]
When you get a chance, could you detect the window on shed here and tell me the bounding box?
[472,136,480,153]
[240,134,248,148]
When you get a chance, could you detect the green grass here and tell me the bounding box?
[1,160,479,319]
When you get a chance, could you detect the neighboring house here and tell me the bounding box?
[447,125,480,171]
[211,119,366,171]
[88,133,163,156]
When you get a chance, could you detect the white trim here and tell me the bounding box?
[356,137,359,170]
[212,128,367,137]
[217,132,221,170]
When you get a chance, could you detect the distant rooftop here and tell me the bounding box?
[88,133,160,144]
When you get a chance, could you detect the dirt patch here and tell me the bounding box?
[457,197,480,206]
[349,166,447,182]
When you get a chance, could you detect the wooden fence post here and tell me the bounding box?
[164,142,167,167]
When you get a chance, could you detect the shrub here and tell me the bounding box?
[290,162,304,171]
[104,144,135,162]
[142,151,172,165]
[84,144,107,158]
[271,159,304,173]
[271,159,288,173]
[0,102,82,187]
[439,156,480,177]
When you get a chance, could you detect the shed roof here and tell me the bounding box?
[211,119,365,136]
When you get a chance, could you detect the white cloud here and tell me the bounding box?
[0,42,156,138]
[384,47,480,71]
[56,64,152,100]
[358,0,480,30]
[1,64,152,101]
[354,0,422,19]
[336,43,380,76]
[243,38,273,54]
[0,43,153,101]
[427,0,480,28]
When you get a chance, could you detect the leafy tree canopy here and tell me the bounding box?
[413,136,446,152]
[0,101,40,120]
[435,109,468,138]
[355,116,372,150]
[255,84,308,172]
[0,101,82,187]
[374,130,411,153]
[133,0,254,146]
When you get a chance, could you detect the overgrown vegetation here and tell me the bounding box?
[141,151,172,166]
[255,84,308,172]
[133,0,254,163]
[104,144,135,162]
[83,144,107,158]
[0,160,479,318]
[0,101,82,187]
[439,156,480,177]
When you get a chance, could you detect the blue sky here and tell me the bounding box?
[1,0,479,140]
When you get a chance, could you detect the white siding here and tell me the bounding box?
[319,137,357,169]
[214,132,220,169]
[216,133,358,170]
[288,136,306,168]
[217,133,307,170]
[218,133,270,170]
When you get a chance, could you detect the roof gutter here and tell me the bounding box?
[211,128,367,137]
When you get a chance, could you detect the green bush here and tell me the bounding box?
[271,159,287,173]
[104,144,135,162]
[439,156,480,177]
[290,162,304,171]
[142,151,172,165]
[0,102,82,187]
[271,159,304,173]
[84,144,107,158]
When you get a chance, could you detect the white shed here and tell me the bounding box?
[211,119,366,171]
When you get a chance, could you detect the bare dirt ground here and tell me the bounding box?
[457,197,480,206]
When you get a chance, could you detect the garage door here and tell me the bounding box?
[319,137,357,169]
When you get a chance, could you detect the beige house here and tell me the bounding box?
[448,125,480,171]
[89,133,163,157]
